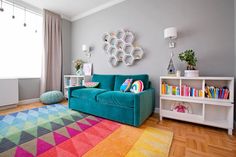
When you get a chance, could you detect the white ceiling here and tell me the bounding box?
[13,0,126,21]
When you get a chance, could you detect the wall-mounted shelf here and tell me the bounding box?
[102,29,144,66]
[160,76,234,135]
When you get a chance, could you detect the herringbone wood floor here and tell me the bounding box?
[144,116,236,157]
[0,101,235,157]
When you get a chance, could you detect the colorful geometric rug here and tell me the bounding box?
[0,104,173,157]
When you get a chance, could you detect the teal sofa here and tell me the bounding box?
[68,74,155,126]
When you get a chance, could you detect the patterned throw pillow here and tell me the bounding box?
[120,79,133,92]
[84,82,100,88]
[130,80,144,93]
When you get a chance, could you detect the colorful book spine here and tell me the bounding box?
[176,87,180,96]
[161,83,165,94]
[180,85,202,97]
[161,82,180,96]
[205,84,230,99]
[162,82,208,98]
[181,86,184,96]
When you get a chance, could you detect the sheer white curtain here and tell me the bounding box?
[0,3,42,78]
[41,9,62,93]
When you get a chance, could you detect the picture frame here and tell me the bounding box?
[83,63,93,76]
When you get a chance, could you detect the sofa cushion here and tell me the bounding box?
[120,79,133,92]
[71,88,107,100]
[130,80,144,93]
[92,74,115,91]
[84,82,100,88]
[97,91,135,108]
[114,74,149,91]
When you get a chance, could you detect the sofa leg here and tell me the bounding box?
[160,116,163,121]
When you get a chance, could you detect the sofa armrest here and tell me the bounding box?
[134,88,155,126]
[68,86,85,98]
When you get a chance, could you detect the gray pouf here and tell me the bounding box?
[40,91,64,104]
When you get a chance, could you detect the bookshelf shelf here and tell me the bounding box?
[161,95,232,104]
[160,76,234,135]
[63,75,90,98]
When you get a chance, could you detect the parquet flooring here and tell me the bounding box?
[0,101,235,157]
[144,116,236,157]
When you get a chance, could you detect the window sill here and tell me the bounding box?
[0,77,40,79]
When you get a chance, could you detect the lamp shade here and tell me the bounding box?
[82,44,88,52]
[164,27,177,39]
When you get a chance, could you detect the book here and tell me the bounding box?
[161,83,165,94]
[172,86,175,95]
[176,87,180,96]
[224,89,229,99]
[205,84,230,100]
[181,85,184,96]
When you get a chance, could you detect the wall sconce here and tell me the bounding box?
[164,27,177,48]
[164,27,177,75]
[82,44,91,60]
[0,0,4,12]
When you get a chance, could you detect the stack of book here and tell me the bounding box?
[205,85,229,99]
[161,82,180,96]
[161,82,203,97]
[64,78,70,87]
[181,85,203,97]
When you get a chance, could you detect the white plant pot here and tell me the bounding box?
[184,70,199,77]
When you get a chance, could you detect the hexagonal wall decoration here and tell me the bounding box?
[131,47,144,60]
[107,46,117,55]
[123,54,135,66]
[109,56,119,67]
[103,42,110,53]
[115,39,125,50]
[123,31,135,44]
[102,29,144,66]
[115,49,125,61]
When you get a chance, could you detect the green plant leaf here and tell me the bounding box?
[178,49,197,70]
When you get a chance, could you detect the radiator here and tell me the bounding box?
[0,79,19,106]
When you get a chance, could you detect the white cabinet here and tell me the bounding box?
[160,76,234,135]
[63,75,89,98]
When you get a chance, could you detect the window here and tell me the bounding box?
[0,2,43,78]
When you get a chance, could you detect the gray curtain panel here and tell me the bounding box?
[41,9,62,94]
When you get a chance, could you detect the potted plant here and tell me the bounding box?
[178,49,199,77]
[73,59,85,75]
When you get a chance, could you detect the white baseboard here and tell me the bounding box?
[18,98,40,105]
[154,107,159,113]
[0,104,17,110]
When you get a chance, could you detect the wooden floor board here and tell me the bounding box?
[0,101,235,157]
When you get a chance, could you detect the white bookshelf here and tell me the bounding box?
[160,76,234,135]
[64,75,89,98]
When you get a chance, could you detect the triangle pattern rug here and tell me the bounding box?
[0,104,173,157]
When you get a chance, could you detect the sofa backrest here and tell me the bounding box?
[92,74,115,91]
[114,74,149,91]
[92,74,150,91]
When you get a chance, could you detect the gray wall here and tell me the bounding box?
[62,19,72,91]
[71,0,235,107]
[234,0,236,120]
[62,19,72,76]
[234,0,236,78]
[18,19,72,100]
[19,78,40,100]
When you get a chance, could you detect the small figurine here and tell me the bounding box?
[167,52,176,75]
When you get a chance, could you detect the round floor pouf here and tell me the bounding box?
[40,91,64,105]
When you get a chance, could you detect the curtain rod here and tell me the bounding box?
[2,0,42,16]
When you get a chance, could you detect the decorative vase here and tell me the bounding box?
[184,70,199,77]
[76,67,84,76]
